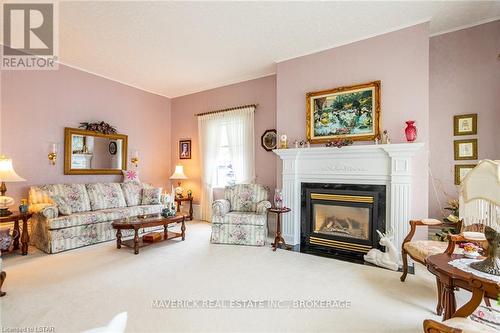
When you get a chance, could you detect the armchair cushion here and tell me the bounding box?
[404,240,462,263]
[212,199,230,217]
[224,184,269,212]
[212,212,266,227]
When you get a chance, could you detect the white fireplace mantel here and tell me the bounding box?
[273,142,424,252]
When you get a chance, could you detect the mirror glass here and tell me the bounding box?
[64,128,128,175]
[71,135,124,170]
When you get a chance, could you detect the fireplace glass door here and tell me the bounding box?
[313,204,370,241]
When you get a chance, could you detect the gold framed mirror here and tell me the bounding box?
[64,127,128,175]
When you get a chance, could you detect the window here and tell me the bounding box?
[213,123,237,187]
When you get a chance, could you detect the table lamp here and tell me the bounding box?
[169,165,187,199]
[0,156,26,217]
[459,159,500,275]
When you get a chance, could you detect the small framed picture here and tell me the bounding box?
[179,139,191,159]
[454,139,478,160]
[455,164,476,185]
[108,141,117,155]
[261,129,277,151]
[454,114,477,136]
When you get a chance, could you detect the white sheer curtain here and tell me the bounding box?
[197,106,255,221]
[225,107,255,184]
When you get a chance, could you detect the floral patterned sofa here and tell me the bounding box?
[29,182,165,254]
[211,184,271,246]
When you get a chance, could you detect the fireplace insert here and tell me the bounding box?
[300,183,386,261]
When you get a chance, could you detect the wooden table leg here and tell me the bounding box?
[164,223,168,239]
[273,213,283,251]
[189,199,193,220]
[116,229,122,249]
[442,283,456,321]
[133,228,139,255]
[436,277,443,316]
[0,271,5,297]
[181,217,186,241]
[176,200,181,213]
[13,219,20,250]
[21,216,29,255]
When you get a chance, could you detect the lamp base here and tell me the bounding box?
[0,208,13,217]
[470,256,500,276]
[469,226,500,276]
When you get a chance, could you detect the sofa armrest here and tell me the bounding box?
[29,203,58,219]
[256,200,272,215]
[212,199,230,217]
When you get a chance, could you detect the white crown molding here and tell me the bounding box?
[171,72,277,99]
[57,61,171,99]
[430,16,500,37]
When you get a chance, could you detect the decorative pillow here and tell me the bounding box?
[29,184,91,212]
[86,183,127,210]
[122,170,140,183]
[120,182,143,207]
[50,195,72,215]
[141,187,162,205]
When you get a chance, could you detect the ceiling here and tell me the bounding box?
[4,1,500,98]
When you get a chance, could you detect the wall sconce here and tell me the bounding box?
[131,150,139,167]
[48,143,57,165]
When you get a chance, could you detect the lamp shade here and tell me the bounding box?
[0,156,25,182]
[169,165,187,180]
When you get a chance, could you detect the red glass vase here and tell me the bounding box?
[405,121,417,142]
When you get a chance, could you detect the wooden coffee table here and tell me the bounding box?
[426,253,500,320]
[111,214,185,254]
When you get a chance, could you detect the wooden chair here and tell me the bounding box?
[401,219,460,282]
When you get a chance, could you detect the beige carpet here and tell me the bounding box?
[0,221,470,332]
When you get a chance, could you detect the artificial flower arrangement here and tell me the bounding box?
[434,199,461,241]
[461,242,482,259]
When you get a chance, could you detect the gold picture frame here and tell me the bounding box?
[64,127,128,175]
[306,81,381,143]
[455,164,476,185]
[453,113,477,136]
[454,139,478,160]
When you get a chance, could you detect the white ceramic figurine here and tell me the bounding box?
[363,230,399,271]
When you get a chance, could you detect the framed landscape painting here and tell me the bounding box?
[306,81,381,143]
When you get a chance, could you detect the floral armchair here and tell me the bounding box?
[211,184,271,246]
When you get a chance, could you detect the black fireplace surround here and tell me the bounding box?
[300,183,386,261]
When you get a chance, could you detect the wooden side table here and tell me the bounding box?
[426,253,499,320]
[0,212,32,255]
[267,207,291,251]
[175,196,193,220]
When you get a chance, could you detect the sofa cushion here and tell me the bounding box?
[212,212,266,227]
[86,183,127,211]
[224,184,269,212]
[47,205,165,230]
[120,182,143,207]
[122,169,140,183]
[50,195,72,215]
[48,211,108,230]
[29,184,91,213]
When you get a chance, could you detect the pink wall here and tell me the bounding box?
[275,23,430,219]
[170,75,277,203]
[429,20,500,218]
[1,64,171,203]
